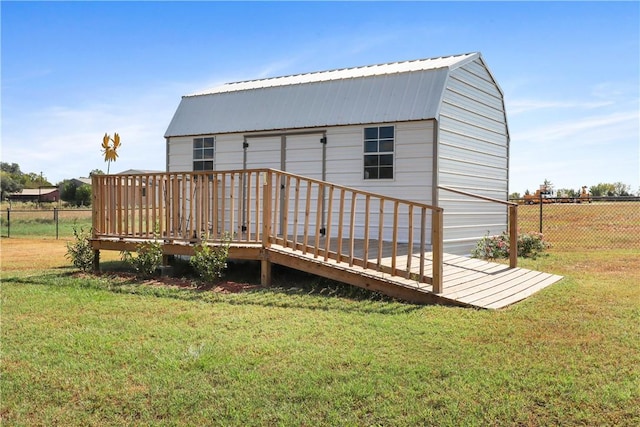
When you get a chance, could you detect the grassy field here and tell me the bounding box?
[1,204,639,425]
[517,201,640,251]
[0,207,92,239]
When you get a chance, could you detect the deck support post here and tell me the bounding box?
[509,205,518,268]
[261,259,272,286]
[431,208,443,293]
[92,249,100,272]
[261,170,273,286]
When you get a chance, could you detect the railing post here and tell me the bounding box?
[261,170,272,286]
[509,204,518,268]
[6,208,10,238]
[431,208,443,293]
[91,175,98,238]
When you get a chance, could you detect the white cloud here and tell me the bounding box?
[2,84,189,184]
[507,99,613,115]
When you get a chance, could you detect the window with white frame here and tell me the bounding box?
[363,126,394,179]
[193,137,214,171]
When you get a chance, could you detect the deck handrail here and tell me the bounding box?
[438,185,518,268]
[92,169,445,292]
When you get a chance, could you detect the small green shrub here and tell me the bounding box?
[517,231,550,259]
[121,233,163,277]
[471,232,510,260]
[65,226,94,272]
[471,231,549,260]
[190,235,231,283]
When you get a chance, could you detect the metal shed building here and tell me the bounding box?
[164,52,510,255]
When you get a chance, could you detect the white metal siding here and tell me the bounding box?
[167,136,194,172]
[168,121,436,245]
[438,58,509,255]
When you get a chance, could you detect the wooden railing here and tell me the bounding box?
[93,169,444,292]
[438,185,518,268]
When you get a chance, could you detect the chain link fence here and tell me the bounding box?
[2,200,639,253]
[510,197,640,252]
[0,208,93,239]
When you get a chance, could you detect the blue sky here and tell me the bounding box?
[2,1,639,195]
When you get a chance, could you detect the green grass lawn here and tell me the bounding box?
[2,249,639,426]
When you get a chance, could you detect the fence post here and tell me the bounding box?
[6,208,10,238]
[539,194,543,233]
[54,207,59,240]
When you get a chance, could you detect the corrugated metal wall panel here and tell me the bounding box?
[167,136,193,172]
[441,90,506,123]
[445,77,504,112]
[439,115,505,144]
[214,134,244,170]
[438,58,509,256]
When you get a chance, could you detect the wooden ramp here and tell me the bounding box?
[381,252,563,309]
[268,244,562,310]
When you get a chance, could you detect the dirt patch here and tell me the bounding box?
[91,270,263,294]
[1,237,121,272]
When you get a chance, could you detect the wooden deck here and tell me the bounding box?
[91,169,562,309]
[92,237,562,309]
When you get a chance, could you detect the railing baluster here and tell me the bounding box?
[273,172,280,237]
[220,172,226,239]
[313,182,323,258]
[348,191,357,267]
[293,177,300,248]
[283,175,290,248]
[212,175,219,239]
[391,201,399,276]
[245,171,252,241]
[377,199,384,268]
[420,207,426,282]
[230,173,236,240]
[255,172,262,241]
[336,188,345,263]
[324,185,334,261]
[406,205,414,279]
[303,180,311,254]
[363,195,370,265]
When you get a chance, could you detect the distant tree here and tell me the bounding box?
[509,192,521,200]
[524,189,531,196]
[612,182,631,197]
[0,162,51,198]
[0,170,23,200]
[542,178,554,195]
[556,188,578,198]
[1,162,21,175]
[75,184,92,206]
[60,180,78,203]
[89,169,104,176]
[590,183,616,197]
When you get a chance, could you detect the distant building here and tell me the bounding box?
[7,188,59,203]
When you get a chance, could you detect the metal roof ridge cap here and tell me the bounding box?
[186,52,478,97]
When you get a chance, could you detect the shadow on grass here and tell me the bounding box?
[4,261,425,315]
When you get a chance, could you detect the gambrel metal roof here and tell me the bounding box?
[165,52,485,137]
